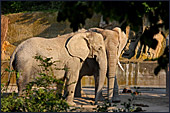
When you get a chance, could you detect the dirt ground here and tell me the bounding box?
[72,87,169,112]
[3,85,169,112]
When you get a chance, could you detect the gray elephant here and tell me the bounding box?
[75,27,128,103]
[8,31,107,106]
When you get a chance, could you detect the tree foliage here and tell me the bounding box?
[2,1,169,32]
[56,1,169,32]
[1,1,169,73]
[1,55,69,112]
[1,1,63,14]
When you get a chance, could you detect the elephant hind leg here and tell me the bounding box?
[74,76,82,97]
[94,74,98,98]
[17,71,31,96]
[16,61,33,96]
[17,72,23,96]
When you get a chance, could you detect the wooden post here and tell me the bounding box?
[166,64,169,96]
[166,35,169,96]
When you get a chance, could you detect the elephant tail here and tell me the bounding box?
[7,41,23,87]
[7,48,16,87]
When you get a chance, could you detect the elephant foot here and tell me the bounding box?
[98,95,105,101]
[108,98,121,104]
[112,95,121,103]
[67,101,76,106]
[94,101,104,105]
[95,91,105,101]
[94,96,105,105]
[93,97,105,101]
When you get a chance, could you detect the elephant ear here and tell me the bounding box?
[66,33,89,61]
[113,27,126,57]
[113,27,122,40]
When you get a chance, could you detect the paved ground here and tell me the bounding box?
[72,87,169,112]
[3,85,169,112]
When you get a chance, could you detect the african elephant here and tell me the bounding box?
[75,27,128,103]
[8,31,107,106]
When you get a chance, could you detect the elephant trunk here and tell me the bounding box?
[95,48,107,104]
[107,46,118,102]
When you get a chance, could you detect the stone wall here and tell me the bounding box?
[6,12,101,46]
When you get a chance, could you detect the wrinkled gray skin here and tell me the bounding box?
[75,27,128,104]
[8,31,107,106]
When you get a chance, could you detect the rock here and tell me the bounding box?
[122,88,128,93]
[148,32,165,59]
[1,15,10,60]
[122,29,166,60]
[134,107,143,112]
[1,15,9,46]
[127,90,132,93]
[133,91,139,95]
[1,41,16,60]
[122,88,132,94]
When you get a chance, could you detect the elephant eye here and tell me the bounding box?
[98,47,102,50]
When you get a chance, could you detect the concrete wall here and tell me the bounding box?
[1,60,166,88]
[81,61,166,88]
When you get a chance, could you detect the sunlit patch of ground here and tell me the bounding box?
[2,85,169,112]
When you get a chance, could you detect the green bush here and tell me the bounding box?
[1,55,69,112]
[1,55,142,112]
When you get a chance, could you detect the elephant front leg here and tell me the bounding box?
[65,58,81,106]
[66,72,80,106]
[94,74,98,98]
[94,74,104,101]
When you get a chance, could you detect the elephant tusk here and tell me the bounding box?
[118,61,124,72]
